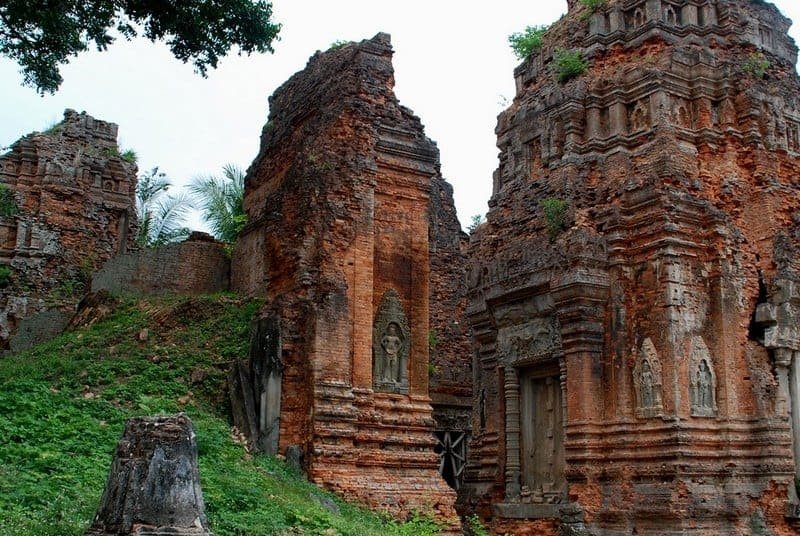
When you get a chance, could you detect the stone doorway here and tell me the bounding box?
[519,365,566,503]
[434,430,467,490]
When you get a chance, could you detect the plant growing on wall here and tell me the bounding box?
[554,48,589,82]
[743,52,771,79]
[540,198,569,241]
[0,184,18,217]
[508,25,550,60]
[0,265,11,288]
[189,164,246,244]
[467,213,485,233]
[580,0,607,11]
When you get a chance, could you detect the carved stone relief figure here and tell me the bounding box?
[373,288,410,393]
[633,8,645,29]
[720,98,738,129]
[787,122,800,151]
[380,322,402,382]
[689,336,717,417]
[633,338,664,418]
[630,100,650,133]
[664,5,678,26]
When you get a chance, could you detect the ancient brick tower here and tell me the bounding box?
[464,0,800,534]
[232,33,464,520]
[0,110,137,351]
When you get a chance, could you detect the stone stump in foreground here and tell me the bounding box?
[86,414,212,535]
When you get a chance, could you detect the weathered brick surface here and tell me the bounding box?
[465,1,800,534]
[232,34,462,524]
[0,110,136,350]
[93,232,230,295]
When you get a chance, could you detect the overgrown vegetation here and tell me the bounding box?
[508,25,549,60]
[540,198,569,241]
[580,0,608,12]
[329,39,349,50]
[554,48,588,82]
[136,167,193,247]
[743,52,771,79]
[467,214,485,233]
[0,265,11,288]
[467,514,490,536]
[120,149,137,164]
[0,184,18,217]
[101,147,137,163]
[0,294,446,535]
[189,164,246,243]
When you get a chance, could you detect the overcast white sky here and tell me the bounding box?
[1,0,799,231]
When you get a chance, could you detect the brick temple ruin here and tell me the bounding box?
[231,33,470,521]
[0,110,137,351]
[463,0,800,534]
[3,0,800,534]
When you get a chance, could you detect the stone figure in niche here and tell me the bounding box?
[630,101,650,133]
[372,288,410,393]
[689,336,717,417]
[695,360,713,408]
[633,338,663,418]
[380,322,402,382]
[664,5,678,26]
[633,8,645,28]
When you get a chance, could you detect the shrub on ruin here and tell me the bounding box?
[467,213,485,233]
[120,149,138,164]
[540,198,569,241]
[580,0,608,11]
[0,185,18,217]
[554,48,588,82]
[508,25,549,60]
[743,52,770,79]
[0,265,11,288]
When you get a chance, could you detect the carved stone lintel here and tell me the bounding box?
[372,289,410,393]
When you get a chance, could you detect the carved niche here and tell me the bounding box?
[373,289,410,393]
[689,336,717,417]
[633,338,664,418]
[629,99,651,133]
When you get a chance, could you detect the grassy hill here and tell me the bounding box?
[0,294,443,535]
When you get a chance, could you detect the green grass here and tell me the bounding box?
[0,294,443,535]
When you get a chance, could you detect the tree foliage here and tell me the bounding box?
[0,0,281,93]
[189,164,246,243]
[136,167,192,247]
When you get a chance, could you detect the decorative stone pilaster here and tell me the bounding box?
[504,366,522,500]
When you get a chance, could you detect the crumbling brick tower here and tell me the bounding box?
[232,34,462,520]
[464,0,800,534]
[0,110,137,350]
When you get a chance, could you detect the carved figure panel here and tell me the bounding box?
[629,100,651,133]
[498,316,561,367]
[689,336,717,417]
[373,289,410,393]
[632,338,664,418]
[663,4,679,26]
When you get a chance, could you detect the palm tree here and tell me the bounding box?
[189,164,246,243]
[135,167,193,247]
